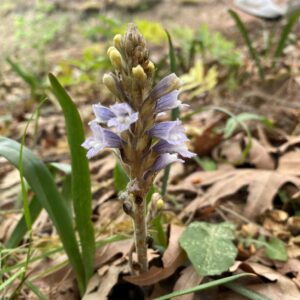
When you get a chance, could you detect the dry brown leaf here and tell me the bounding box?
[214,137,275,169]
[237,262,300,300]
[0,217,18,242]
[188,112,225,156]
[95,239,132,269]
[278,151,300,175]
[182,169,300,219]
[213,139,243,164]
[227,261,300,299]
[124,225,186,286]
[83,264,130,300]
[279,136,300,153]
[173,265,203,300]
[247,138,275,170]
[278,258,300,288]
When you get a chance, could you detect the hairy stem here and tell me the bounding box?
[132,196,148,273]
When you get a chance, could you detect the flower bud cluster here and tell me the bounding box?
[82,24,195,198]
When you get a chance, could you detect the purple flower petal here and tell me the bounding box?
[150,153,184,172]
[151,73,182,99]
[149,120,188,145]
[92,104,115,124]
[155,90,189,114]
[107,103,139,133]
[81,122,122,159]
[153,139,196,158]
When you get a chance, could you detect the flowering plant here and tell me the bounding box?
[82,24,195,273]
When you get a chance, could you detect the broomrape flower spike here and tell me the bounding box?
[82,23,195,273]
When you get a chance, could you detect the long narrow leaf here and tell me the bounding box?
[0,137,86,294]
[228,9,264,80]
[273,11,300,64]
[48,73,95,283]
[154,273,253,300]
[6,58,38,92]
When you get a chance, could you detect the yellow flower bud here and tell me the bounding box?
[103,73,118,95]
[132,64,147,82]
[109,48,122,70]
[113,34,122,48]
[147,61,155,72]
[156,199,164,210]
[107,46,115,56]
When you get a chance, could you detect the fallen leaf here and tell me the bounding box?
[189,112,225,156]
[83,264,130,300]
[247,138,275,169]
[214,136,275,169]
[124,225,186,286]
[237,262,300,300]
[278,151,300,175]
[182,169,300,219]
[279,136,300,153]
[95,239,132,269]
[226,260,300,299]
[172,265,203,300]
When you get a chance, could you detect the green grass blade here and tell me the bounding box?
[48,73,95,283]
[6,57,38,93]
[6,196,42,248]
[154,273,253,300]
[0,137,86,294]
[25,280,48,300]
[273,11,300,65]
[228,9,264,80]
[225,283,271,300]
[0,267,25,292]
[161,30,179,196]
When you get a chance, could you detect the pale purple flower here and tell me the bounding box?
[151,73,181,99]
[150,153,184,172]
[149,120,188,145]
[153,139,196,158]
[155,90,189,114]
[81,122,122,159]
[92,103,138,133]
[107,103,138,133]
[92,104,115,123]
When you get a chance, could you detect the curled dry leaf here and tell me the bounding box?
[124,225,186,286]
[238,262,300,300]
[247,138,275,170]
[172,265,203,300]
[83,264,130,300]
[279,136,300,153]
[181,169,300,219]
[213,136,275,169]
[226,261,300,300]
[188,112,225,156]
[95,239,132,269]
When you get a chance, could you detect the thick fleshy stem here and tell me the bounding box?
[132,195,148,272]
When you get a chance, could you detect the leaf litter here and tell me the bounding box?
[1,1,300,299]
